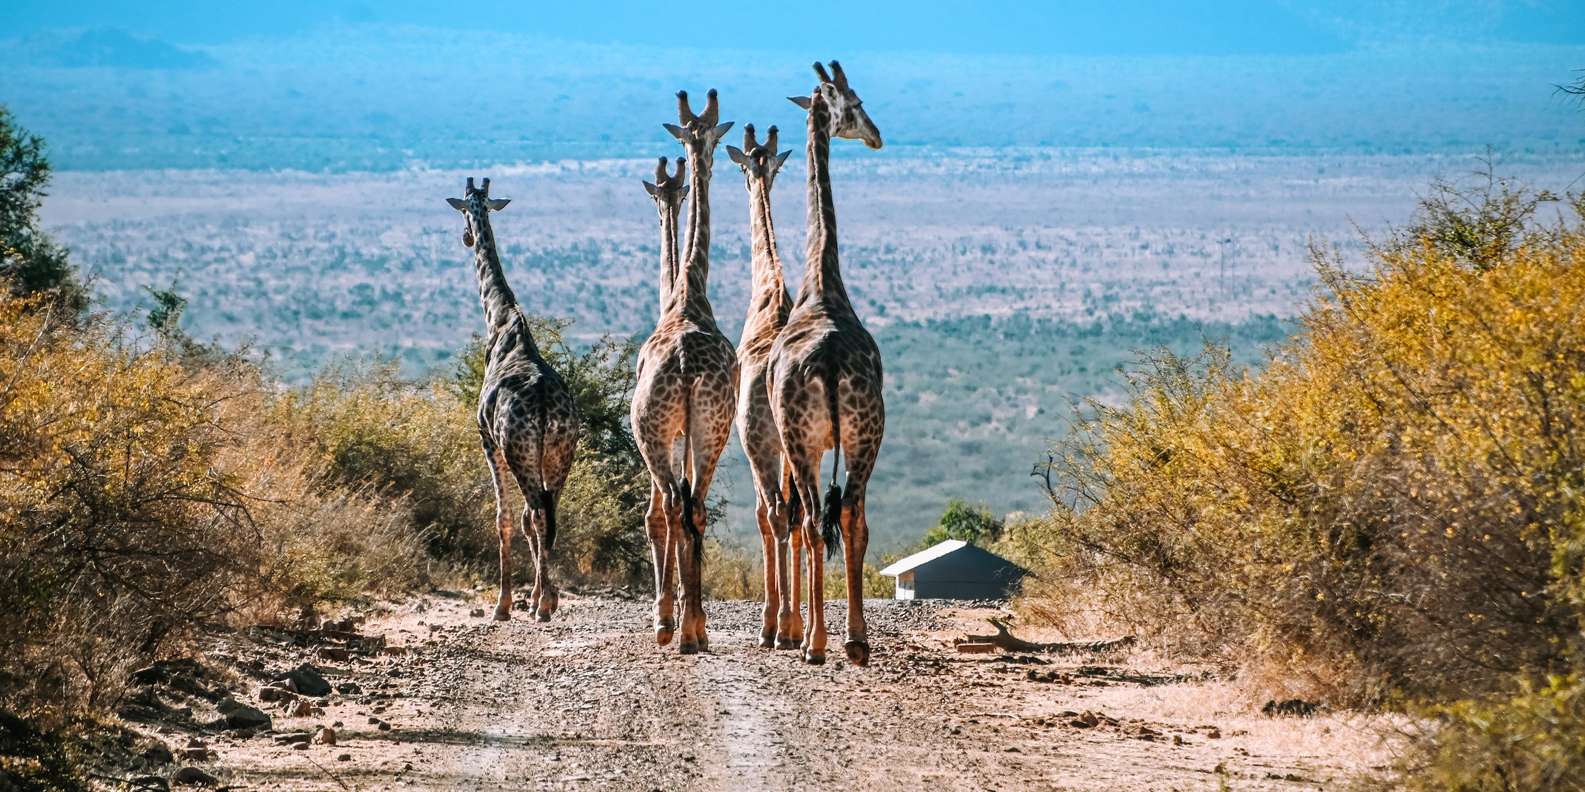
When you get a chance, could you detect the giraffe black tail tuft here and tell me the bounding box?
[679,477,704,567]
[822,481,842,560]
[538,489,557,552]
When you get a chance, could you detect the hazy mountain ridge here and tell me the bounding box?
[2,26,1581,171]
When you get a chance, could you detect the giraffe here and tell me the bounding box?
[631,89,738,654]
[724,124,803,649]
[768,61,885,666]
[642,156,688,318]
[446,177,580,622]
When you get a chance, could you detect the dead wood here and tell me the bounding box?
[956,618,1135,655]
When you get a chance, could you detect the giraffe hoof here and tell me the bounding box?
[759,630,777,649]
[493,607,510,622]
[803,650,826,666]
[655,628,675,646]
[678,641,699,655]
[844,640,871,667]
[775,637,799,650]
[534,611,552,623]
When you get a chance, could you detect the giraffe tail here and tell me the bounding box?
[538,489,557,552]
[821,367,843,561]
[679,383,704,568]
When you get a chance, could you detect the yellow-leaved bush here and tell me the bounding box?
[0,295,424,718]
[1023,192,1585,709]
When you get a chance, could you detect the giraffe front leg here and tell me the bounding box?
[524,510,542,618]
[777,495,803,650]
[529,506,557,622]
[675,515,703,655]
[487,449,515,621]
[841,499,871,666]
[802,512,828,665]
[756,497,779,648]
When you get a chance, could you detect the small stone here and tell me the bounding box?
[313,727,337,746]
[258,686,295,704]
[280,663,333,697]
[141,744,174,764]
[470,608,486,618]
[291,741,310,751]
[180,747,212,761]
[336,753,352,762]
[335,681,361,695]
[130,776,170,791]
[171,766,217,786]
[377,721,392,732]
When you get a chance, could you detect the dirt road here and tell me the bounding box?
[187,595,1395,791]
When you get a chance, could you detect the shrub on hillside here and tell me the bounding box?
[1023,188,1585,705]
[0,291,426,718]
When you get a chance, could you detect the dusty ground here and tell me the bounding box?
[125,594,1402,791]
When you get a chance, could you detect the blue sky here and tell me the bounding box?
[6,0,1585,55]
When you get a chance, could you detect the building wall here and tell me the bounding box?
[911,547,1026,600]
[894,571,915,600]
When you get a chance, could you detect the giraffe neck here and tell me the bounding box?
[671,144,715,319]
[470,213,539,359]
[800,93,851,313]
[656,200,682,319]
[745,176,787,316]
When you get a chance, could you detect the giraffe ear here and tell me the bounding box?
[725,146,748,166]
[788,95,812,110]
[446,198,467,211]
[662,123,685,140]
[485,198,510,211]
[774,150,791,171]
[642,180,659,197]
[678,184,689,200]
[710,121,734,140]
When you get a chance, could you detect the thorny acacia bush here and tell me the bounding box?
[1024,187,1585,708]
[0,291,424,720]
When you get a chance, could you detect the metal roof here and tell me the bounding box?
[880,539,980,576]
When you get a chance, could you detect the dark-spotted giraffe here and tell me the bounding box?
[725,124,802,649]
[768,61,886,666]
[631,90,738,654]
[446,177,580,622]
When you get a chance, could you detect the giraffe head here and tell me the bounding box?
[662,89,735,163]
[641,156,689,214]
[725,124,792,190]
[790,60,883,150]
[445,177,510,249]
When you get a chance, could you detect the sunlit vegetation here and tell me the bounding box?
[1016,178,1585,786]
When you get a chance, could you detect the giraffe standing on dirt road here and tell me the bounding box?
[446,177,580,623]
[725,123,803,650]
[768,61,887,666]
[631,90,739,654]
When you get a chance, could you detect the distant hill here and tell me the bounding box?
[5,28,216,70]
[0,25,1580,171]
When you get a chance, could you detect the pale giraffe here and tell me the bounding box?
[446,177,580,622]
[724,124,803,649]
[631,90,738,653]
[768,61,885,666]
